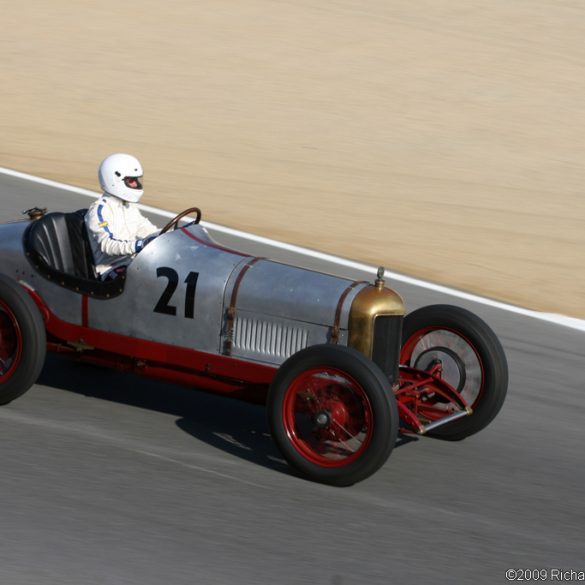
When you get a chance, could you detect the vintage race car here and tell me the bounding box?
[0,206,508,486]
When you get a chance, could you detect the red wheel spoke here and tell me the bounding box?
[330,420,362,453]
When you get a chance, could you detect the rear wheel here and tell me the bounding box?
[0,275,46,405]
[267,345,398,486]
[401,304,507,440]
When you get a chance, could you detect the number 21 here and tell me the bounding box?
[153,267,199,319]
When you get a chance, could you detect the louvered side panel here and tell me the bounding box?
[233,318,310,360]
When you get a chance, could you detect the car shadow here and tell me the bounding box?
[38,355,417,477]
[38,355,292,476]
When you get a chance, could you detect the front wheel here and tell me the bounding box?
[0,275,46,405]
[400,304,508,441]
[267,345,398,486]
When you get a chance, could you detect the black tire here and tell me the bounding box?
[267,344,398,486]
[0,275,46,405]
[401,304,508,441]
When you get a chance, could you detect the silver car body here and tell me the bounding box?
[0,219,404,370]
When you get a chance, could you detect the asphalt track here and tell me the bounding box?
[0,173,584,584]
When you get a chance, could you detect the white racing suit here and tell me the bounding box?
[85,194,159,278]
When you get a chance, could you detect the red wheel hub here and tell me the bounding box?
[282,367,374,467]
[322,399,349,428]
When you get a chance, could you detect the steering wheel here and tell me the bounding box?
[159,207,202,234]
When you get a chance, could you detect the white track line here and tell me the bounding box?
[2,165,585,333]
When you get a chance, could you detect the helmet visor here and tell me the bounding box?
[123,175,143,190]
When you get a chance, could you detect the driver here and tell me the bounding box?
[86,153,159,280]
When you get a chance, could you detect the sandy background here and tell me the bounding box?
[2,0,584,318]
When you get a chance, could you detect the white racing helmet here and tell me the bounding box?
[98,153,144,203]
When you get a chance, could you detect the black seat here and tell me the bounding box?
[25,210,95,279]
[24,210,125,298]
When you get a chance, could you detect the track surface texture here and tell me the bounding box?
[1,176,584,584]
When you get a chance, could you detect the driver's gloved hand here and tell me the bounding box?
[135,234,157,253]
